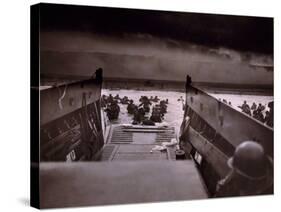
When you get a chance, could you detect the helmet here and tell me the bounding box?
[227,141,268,180]
[268,101,273,109]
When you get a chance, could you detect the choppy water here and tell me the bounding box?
[209,92,273,112]
[102,89,273,137]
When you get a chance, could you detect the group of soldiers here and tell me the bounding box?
[132,96,169,125]
[101,94,169,125]
[238,101,273,127]
[101,94,121,121]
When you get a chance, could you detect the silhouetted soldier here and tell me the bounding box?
[132,107,140,124]
[107,94,114,104]
[105,101,120,121]
[132,107,145,124]
[138,107,145,117]
[139,96,152,113]
[253,109,265,123]
[257,103,265,112]
[215,141,273,197]
[101,95,107,108]
[265,101,273,127]
[150,107,162,123]
[251,102,257,110]
[159,100,168,114]
[139,96,144,102]
[153,96,160,102]
[127,100,135,114]
[113,94,121,101]
[239,101,251,116]
[264,111,270,125]
[142,118,156,126]
[120,96,129,104]
[177,96,184,102]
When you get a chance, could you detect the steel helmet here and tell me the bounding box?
[227,141,268,180]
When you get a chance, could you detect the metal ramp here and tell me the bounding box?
[110,125,133,143]
[39,125,208,209]
[99,125,177,161]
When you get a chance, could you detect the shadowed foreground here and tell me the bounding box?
[40,161,207,208]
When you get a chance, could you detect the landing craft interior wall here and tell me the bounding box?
[180,85,273,195]
[185,85,273,157]
[40,80,101,126]
[39,77,104,162]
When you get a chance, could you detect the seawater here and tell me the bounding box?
[102,89,273,136]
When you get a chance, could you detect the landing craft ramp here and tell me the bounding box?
[98,125,177,161]
[39,124,208,208]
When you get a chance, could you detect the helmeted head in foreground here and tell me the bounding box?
[227,141,268,180]
[215,141,273,197]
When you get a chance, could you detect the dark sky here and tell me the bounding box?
[40,3,273,54]
[38,3,273,85]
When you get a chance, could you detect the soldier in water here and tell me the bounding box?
[139,96,152,113]
[153,96,160,102]
[120,96,129,104]
[265,101,273,127]
[251,102,257,110]
[132,106,146,124]
[107,94,114,104]
[215,141,273,197]
[238,101,251,116]
[150,107,162,123]
[105,100,120,121]
[113,94,121,102]
[101,95,107,108]
[177,96,184,102]
[127,100,136,114]
[257,103,265,112]
[253,108,265,123]
[159,100,168,115]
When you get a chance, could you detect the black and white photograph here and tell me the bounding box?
[2,1,280,211]
[29,2,275,209]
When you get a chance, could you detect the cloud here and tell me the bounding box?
[40,31,273,85]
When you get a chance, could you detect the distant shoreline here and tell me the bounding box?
[40,74,273,96]
[104,78,273,96]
